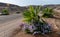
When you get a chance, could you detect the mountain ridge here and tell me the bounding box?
[0,2,60,14]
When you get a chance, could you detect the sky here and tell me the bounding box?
[0,0,60,6]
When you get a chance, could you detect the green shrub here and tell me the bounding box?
[16,12,20,14]
[42,7,54,18]
[2,9,9,15]
[23,6,41,24]
[22,6,52,35]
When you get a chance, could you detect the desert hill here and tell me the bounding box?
[0,2,60,14]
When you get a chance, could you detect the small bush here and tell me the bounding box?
[2,9,9,15]
[16,12,20,14]
[42,8,54,18]
[22,6,52,35]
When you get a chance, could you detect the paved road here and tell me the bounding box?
[0,14,22,24]
[0,18,22,37]
[0,14,23,37]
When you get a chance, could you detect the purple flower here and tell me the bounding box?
[29,25,33,32]
[23,24,29,31]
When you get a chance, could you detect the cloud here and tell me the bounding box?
[0,0,60,6]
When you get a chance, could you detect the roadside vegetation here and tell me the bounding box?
[42,7,54,18]
[21,6,54,36]
[2,9,9,15]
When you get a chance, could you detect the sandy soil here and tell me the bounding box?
[13,17,60,37]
